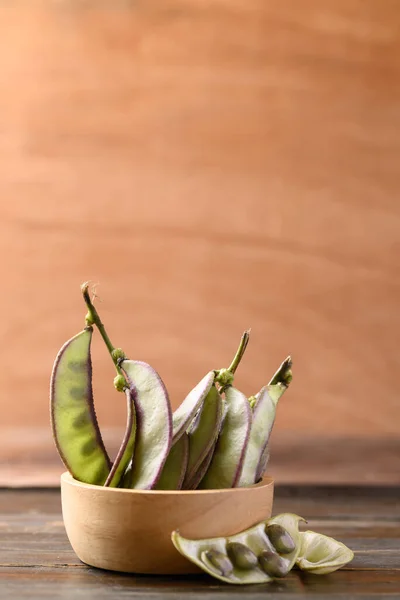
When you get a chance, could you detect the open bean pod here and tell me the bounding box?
[171,513,304,584]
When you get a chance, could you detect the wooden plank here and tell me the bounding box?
[0,487,399,597]
[0,0,398,450]
[1,568,400,599]
[2,530,399,570]
[273,484,400,518]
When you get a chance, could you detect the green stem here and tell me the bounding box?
[215,329,251,392]
[81,282,125,383]
[227,329,250,375]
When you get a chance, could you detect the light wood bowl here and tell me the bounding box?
[61,471,274,574]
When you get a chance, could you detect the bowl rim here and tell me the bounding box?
[61,471,274,496]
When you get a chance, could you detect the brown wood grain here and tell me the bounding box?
[0,0,398,464]
[0,486,399,598]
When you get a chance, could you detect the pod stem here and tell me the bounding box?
[268,356,293,387]
[227,329,250,375]
[81,282,126,385]
[215,329,251,391]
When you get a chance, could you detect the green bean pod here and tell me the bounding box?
[237,386,277,487]
[183,385,224,488]
[104,387,136,487]
[199,387,252,489]
[50,327,111,485]
[154,432,189,490]
[120,359,172,489]
[171,512,304,584]
[172,371,215,444]
[184,392,228,489]
[255,444,270,483]
[239,376,291,487]
[182,437,217,490]
[253,383,288,482]
[253,358,292,483]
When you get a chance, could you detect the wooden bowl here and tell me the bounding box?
[61,471,274,574]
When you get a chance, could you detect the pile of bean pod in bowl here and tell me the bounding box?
[50,282,291,491]
[50,282,354,584]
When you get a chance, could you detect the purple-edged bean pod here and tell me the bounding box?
[182,437,218,490]
[120,359,173,490]
[198,386,252,489]
[182,385,224,489]
[171,513,305,584]
[172,371,215,444]
[155,432,189,490]
[104,387,136,487]
[50,282,297,493]
[238,357,293,487]
[50,327,111,485]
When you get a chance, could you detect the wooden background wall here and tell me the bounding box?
[0,0,399,484]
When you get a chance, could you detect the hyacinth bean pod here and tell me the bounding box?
[120,360,172,489]
[171,513,304,584]
[183,400,228,489]
[50,327,111,485]
[183,385,224,488]
[255,444,270,483]
[155,432,189,490]
[199,387,252,489]
[237,387,277,487]
[182,438,218,490]
[239,379,291,486]
[172,371,215,444]
[241,358,292,486]
[104,387,136,487]
[172,527,272,584]
[296,531,354,574]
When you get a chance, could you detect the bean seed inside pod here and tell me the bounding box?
[204,549,234,576]
[266,524,296,554]
[226,542,258,570]
[258,551,289,578]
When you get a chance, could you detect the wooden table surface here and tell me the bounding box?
[0,485,399,599]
